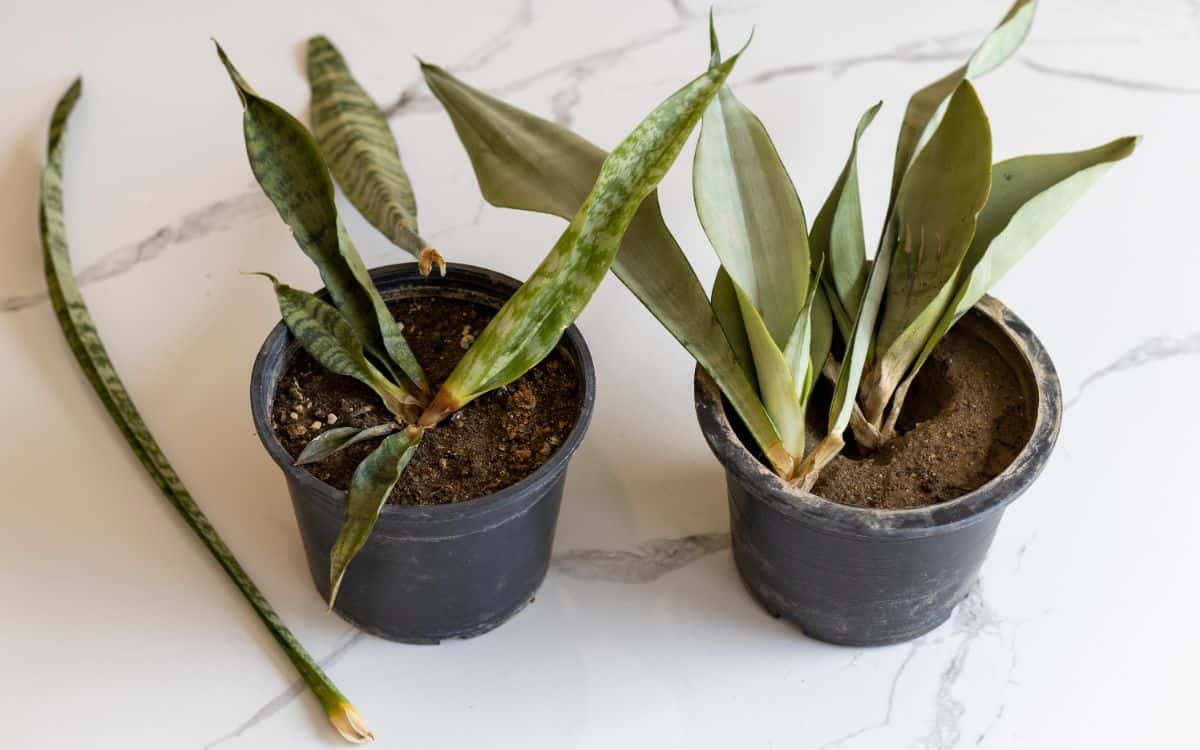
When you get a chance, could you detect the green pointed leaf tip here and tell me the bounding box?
[307,35,444,274]
[420,56,788,476]
[421,46,748,423]
[41,78,369,739]
[329,428,422,605]
[296,423,399,465]
[215,41,430,394]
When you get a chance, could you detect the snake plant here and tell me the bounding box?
[216,37,746,602]
[417,0,1136,490]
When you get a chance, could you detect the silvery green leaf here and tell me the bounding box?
[307,36,444,276]
[256,273,418,420]
[867,81,992,423]
[694,26,809,347]
[734,279,807,457]
[39,79,372,740]
[419,48,748,424]
[215,42,429,396]
[711,267,756,384]
[296,423,399,465]
[329,427,422,606]
[809,102,880,338]
[420,62,790,476]
[889,0,1036,201]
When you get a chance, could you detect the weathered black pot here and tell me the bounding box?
[250,263,595,643]
[695,297,1061,646]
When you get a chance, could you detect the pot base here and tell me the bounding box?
[328,589,539,645]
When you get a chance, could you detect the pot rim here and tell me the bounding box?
[250,262,596,526]
[694,295,1062,538]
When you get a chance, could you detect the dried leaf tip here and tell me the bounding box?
[327,699,374,744]
[417,247,446,277]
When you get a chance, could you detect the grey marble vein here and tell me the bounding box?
[1021,58,1200,96]
[742,39,971,87]
[552,532,730,583]
[1066,330,1200,409]
[204,627,366,749]
[817,641,921,749]
[2,190,271,313]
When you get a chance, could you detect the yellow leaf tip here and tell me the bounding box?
[417,247,446,277]
[328,699,374,744]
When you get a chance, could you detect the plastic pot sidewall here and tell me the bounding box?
[695,296,1062,646]
[250,263,596,643]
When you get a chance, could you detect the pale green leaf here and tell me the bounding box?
[694,41,809,346]
[735,279,807,457]
[256,273,417,419]
[307,35,445,276]
[329,427,422,606]
[889,0,1036,201]
[420,48,747,423]
[215,42,429,395]
[869,81,992,418]
[711,267,756,384]
[420,61,790,475]
[40,79,370,739]
[296,423,399,465]
[810,102,880,338]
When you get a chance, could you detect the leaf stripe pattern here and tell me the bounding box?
[39,79,372,743]
[308,36,444,275]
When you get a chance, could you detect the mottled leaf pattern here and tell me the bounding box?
[39,79,372,743]
[419,49,748,426]
[215,42,429,396]
[420,63,789,475]
[867,82,992,424]
[258,274,417,420]
[307,36,444,275]
[296,423,399,465]
[329,428,422,605]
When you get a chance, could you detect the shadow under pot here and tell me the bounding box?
[695,296,1061,646]
[250,263,596,643]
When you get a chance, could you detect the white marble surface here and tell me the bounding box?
[2,1,1198,747]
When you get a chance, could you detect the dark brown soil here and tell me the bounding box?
[811,324,1032,510]
[270,296,581,506]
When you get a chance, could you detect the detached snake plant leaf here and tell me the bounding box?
[215,42,429,397]
[307,36,445,276]
[420,63,790,475]
[256,274,418,420]
[865,81,992,427]
[297,423,400,465]
[419,48,755,432]
[810,103,880,339]
[879,136,1139,436]
[40,80,372,744]
[888,0,1036,203]
[329,427,422,606]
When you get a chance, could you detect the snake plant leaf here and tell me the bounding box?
[880,136,1139,435]
[694,35,809,347]
[296,423,399,465]
[869,81,992,421]
[329,427,422,606]
[215,42,429,396]
[420,63,790,476]
[419,48,748,422]
[889,0,1036,202]
[307,35,444,276]
[810,102,880,339]
[257,273,418,420]
[735,280,807,457]
[783,262,832,405]
[40,79,372,743]
[711,268,756,384]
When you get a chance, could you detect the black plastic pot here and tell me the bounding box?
[250,263,595,643]
[695,297,1061,646]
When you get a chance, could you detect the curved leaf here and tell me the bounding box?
[257,273,417,419]
[889,0,1036,202]
[420,61,789,476]
[296,422,399,465]
[868,81,992,421]
[735,280,807,456]
[307,35,444,276]
[711,267,756,384]
[329,427,422,605]
[40,79,372,742]
[215,42,429,395]
[419,47,748,421]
